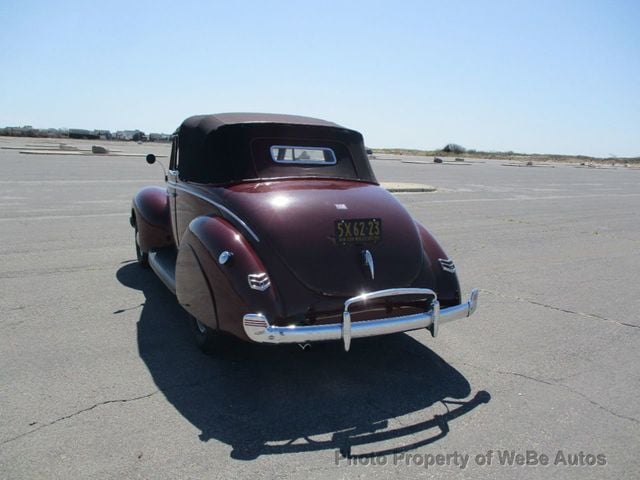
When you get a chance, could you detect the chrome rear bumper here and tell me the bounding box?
[243,288,479,351]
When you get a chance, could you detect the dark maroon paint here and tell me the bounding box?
[131,114,460,342]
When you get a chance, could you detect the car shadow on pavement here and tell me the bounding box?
[116,262,490,460]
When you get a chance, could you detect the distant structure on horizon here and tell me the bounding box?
[114,130,146,141]
[0,125,171,142]
[69,128,100,140]
[148,132,171,142]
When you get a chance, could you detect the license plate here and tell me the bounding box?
[335,218,382,245]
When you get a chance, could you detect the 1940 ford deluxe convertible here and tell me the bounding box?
[131,113,478,352]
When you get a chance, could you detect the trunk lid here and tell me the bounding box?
[222,179,424,297]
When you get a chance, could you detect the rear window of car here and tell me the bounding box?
[270,145,336,165]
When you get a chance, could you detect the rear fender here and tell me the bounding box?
[176,216,279,339]
[414,222,461,306]
[131,186,173,252]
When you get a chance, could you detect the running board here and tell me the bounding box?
[148,248,177,295]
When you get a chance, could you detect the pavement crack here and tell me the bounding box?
[619,321,640,329]
[494,369,556,387]
[481,288,638,330]
[0,390,160,447]
[0,374,227,447]
[460,362,640,425]
[553,383,640,425]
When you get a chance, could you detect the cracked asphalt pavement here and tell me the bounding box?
[1,139,639,479]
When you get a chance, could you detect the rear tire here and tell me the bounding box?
[191,315,222,353]
[134,223,149,267]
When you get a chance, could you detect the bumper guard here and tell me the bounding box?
[243,288,479,351]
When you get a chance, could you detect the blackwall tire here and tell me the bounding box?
[134,224,149,267]
[191,315,222,354]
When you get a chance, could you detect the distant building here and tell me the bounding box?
[45,128,63,138]
[0,125,145,141]
[115,129,146,141]
[69,128,99,140]
[94,129,112,140]
[148,133,171,142]
[0,126,35,137]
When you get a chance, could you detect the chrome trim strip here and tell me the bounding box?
[342,309,352,351]
[167,181,260,243]
[343,287,436,309]
[243,288,479,351]
[468,288,479,316]
[430,298,441,337]
[342,288,437,351]
[248,272,271,291]
[362,249,375,280]
[438,258,456,273]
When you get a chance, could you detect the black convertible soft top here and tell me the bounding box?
[176,113,377,184]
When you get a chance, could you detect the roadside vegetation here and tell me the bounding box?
[372,144,640,165]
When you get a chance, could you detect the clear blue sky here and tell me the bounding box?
[1,0,638,157]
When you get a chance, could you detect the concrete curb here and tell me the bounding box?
[381,182,437,193]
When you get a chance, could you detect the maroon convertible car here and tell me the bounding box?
[131,113,478,352]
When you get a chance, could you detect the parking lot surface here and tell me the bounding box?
[1,140,639,479]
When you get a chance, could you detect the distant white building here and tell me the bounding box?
[115,130,145,141]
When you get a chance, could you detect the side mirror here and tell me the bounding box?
[145,153,167,181]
